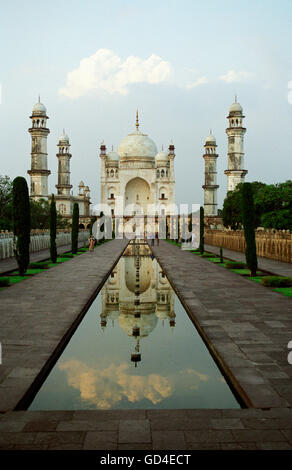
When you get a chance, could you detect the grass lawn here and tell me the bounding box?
[229,269,264,276]
[272,287,292,297]
[0,244,95,291]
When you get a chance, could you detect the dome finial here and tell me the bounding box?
[63,128,65,135]
[235,93,237,103]
[162,144,164,151]
[112,144,113,151]
[38,94,40,103]
[136,109,139,131]
[210,128,212,135]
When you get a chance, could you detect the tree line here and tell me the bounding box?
[0,175,69,230]
[222,180,292,231]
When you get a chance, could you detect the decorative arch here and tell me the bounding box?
[124,177,150,215]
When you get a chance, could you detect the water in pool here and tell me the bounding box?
[29,241,240,410]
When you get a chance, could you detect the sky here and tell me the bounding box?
[0,0,291,210]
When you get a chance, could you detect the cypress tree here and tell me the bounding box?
[199,206,204,254]
[12,177,30,275]
[71,203,79,254]
[49,194,57,263]
[188,215,192,242]
[241,182,258,276]
[100,211,104,242]
[220,247,223,263]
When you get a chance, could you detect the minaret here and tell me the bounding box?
[168,141,175,204]
[202,131,219,216]
[56,130,72,196]
[99,142,107,205]
[224,96,247,192]
[27,97,50,199]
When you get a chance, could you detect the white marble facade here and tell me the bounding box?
[99,113,175,222]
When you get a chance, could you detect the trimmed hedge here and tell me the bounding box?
[28,262,49,269]
[225,261,247,269]
[0,277,10,287]
[201,252,216,258]
[261,276,292,287]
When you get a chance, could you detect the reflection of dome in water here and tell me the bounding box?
[106,310,119,321]
[125,257,152,294]
[118,312,158,338]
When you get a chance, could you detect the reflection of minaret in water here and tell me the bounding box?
[99,239,176,364]
[131,246,142,366]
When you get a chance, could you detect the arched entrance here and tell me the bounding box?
[124,177,150,216]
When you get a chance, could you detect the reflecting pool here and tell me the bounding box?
[29,241,240,410]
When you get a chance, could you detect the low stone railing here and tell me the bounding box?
[0,230,90,260]
[205,229,292,263]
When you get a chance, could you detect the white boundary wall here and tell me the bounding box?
[0,230,89,260]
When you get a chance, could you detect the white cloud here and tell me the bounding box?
[59,49,172,98]
[185,76,209,89]
[219,70,255,83]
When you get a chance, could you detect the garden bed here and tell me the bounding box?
[0,244,103,291]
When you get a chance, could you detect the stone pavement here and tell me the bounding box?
[0,239,291,450]
[205,244,292,277]
[0,408,291,450]
[0,240,87,276]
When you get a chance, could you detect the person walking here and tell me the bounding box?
[150,233,154,246]
[155,232,159,246]
[89,235,95,252]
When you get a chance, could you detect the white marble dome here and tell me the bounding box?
[32,101,47,115]
[118,130,157,159]
[59,131,69,144]
[229,101,243,114]
[107,150,120,161]
[155,150,169,162]
[205,133,216,145]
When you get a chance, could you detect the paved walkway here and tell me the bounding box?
[205,244,292,277]
[0,241,87,276]
[0,239,291,450]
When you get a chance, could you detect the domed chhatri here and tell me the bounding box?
[32,96,47,116]
[59,129,69,144]
[155,146,169,162]
[228,95,243,115]
[107,149,120,161]
[205,130,216,145]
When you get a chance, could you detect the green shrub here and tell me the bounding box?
[28,262,49,269]
[201,252,215,258]
[0,277,10,287]
[61,253,74,258]
[225,261,247,269]
[261,276,292,287]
